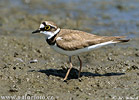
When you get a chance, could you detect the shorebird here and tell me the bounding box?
[32,21,129,81]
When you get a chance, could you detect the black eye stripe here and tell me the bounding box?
[40,28,45,31]
[42,22,46,26]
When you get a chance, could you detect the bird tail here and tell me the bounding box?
[112,36,130,43]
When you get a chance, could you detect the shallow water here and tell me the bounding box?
[0,0,139,38]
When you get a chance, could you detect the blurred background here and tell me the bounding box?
[0,0,139,41]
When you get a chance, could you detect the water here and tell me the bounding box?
[0,0,139,38]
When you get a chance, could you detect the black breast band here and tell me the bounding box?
[46,34,57,45]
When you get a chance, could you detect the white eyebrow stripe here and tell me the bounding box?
[47,24,56,28]
[40,24,45,28]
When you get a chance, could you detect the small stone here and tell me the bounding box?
[29,59,38,63]
[108,57,114,61]
[36,49,41,53]
[9,88,18,92]
[13,67,16,70]
[14,52,19,57]
[135,53,139,57]
[131,65,138,70]
[16,58,24,62]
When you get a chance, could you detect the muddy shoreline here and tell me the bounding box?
[0,35,138,99]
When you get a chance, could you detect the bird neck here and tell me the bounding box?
[47,28,60,39]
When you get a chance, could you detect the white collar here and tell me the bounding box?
[48,28,60,39]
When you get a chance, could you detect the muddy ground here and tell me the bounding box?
[0,0,139,100]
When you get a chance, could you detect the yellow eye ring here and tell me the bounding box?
[45,25,51,30]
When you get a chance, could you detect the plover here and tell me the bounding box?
[32,21,129,81]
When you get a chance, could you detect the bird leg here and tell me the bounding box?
[64,56,72,81]
[78,56,82,78]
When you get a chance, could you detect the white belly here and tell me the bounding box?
[50,41,116,56]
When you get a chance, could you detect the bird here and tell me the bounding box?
[32,21,129,81]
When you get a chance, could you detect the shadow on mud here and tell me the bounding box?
[29,68,125,80]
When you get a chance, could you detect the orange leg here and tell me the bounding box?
[64,56,72,81]
[78,56,82,78]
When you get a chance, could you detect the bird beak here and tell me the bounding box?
[32,29,40,34]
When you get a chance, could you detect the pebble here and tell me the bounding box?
[29,59,38,63]
[9,88,18,92]
[108,57,114,61]
[16,58,24,62]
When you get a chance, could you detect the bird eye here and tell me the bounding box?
[45,25,51,30]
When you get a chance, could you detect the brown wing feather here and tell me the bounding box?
[56,29,129,51]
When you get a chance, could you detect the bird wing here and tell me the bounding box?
[56,29,113,51]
